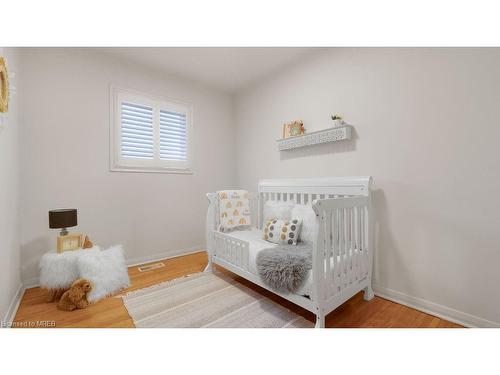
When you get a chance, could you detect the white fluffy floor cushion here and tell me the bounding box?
[39,246,101,290]
[39,245,130,303]
[77,245,130,303]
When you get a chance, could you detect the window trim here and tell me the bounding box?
[109,85,194,174]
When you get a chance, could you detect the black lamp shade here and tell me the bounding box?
[49,209,77,229]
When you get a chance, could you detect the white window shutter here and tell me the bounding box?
[120,102,154,159]
[159,110,188,160]
[112,86,192,173]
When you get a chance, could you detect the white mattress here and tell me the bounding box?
[223,228,314,296]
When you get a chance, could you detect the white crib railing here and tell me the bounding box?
[213,232,250,272]
[258,191,356,230]
[205,192,257,272]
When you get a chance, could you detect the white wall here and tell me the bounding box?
[0,47,21,321]
[19,48,237,282]
[235,48,500,326]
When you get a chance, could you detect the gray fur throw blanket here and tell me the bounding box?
[256,242,312,294]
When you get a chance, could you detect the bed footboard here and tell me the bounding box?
[205,192,256,272]
[312,196,374,327]
[213,232,250,272]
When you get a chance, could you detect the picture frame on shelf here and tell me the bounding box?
[282,120,304,138]
[0,57,9,113]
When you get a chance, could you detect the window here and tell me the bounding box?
[110,86,192,173]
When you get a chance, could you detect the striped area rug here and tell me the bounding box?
[122,272,313,328]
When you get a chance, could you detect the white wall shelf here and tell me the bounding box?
[277,125,352,151]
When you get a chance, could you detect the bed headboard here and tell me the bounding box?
[257,177,372,229]
[207,177,373,233]
[258,177,372,197]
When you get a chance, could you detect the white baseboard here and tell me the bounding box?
[374,284,500,328]
[1,283,25,328]
[126,245,205,267]
[23,277,40,289]
[22,245,206,289]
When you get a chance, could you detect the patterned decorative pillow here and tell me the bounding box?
[263,218,302,245]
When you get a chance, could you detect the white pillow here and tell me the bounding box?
[77,245,130,303]
[262,200,295,222]
[291,204,317,242]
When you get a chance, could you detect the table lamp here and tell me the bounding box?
[49,209,81,252]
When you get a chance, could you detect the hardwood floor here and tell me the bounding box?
[14,252,462,328]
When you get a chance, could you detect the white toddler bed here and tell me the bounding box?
[205,177,374,328]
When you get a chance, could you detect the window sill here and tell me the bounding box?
[110,165,193,174]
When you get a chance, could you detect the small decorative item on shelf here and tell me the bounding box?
[331,114,345,127]
[282,120,305,138]
[0,57,9,113]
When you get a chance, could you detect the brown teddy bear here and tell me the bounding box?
[82,235,93,249]
[46,288,65,303]
[57,278,93,311]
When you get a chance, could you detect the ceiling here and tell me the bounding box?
[98,47,323,93]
